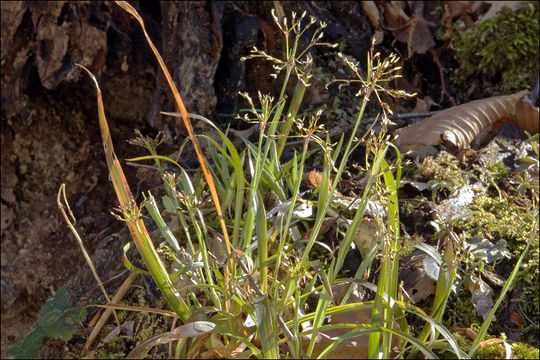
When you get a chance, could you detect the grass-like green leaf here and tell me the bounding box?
[76,63,191,321]
[254,295,279,358]
[143,192,180,252]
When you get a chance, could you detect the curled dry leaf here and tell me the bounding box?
[379,1,435,58]
[361,1,380,29]
[395,90,539,158]
[399,250,437,303]
[514,96,539,134]
[468,276,495,321]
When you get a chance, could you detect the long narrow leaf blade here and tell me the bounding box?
[115,1,232,257]
[77,64,190,321]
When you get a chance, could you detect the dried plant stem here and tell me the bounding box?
[82,272,139,356]
[57,183,120,328]
[116,0,233,310]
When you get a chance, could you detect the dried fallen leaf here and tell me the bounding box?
[304,170,324,188]
[434,183,486,221]
[127,321,217,358]
[406,15,435,56]
[442,1,520,38]
[361,1,381,29]
[303,170,342,196]
[454,327,478,340]
[395,90,538,158]
[478,338,513,359]
[399,250,437,303]
[354,217,379,258]
[464,237,511,264]
[381,2,436,58]
[482,271,506,287]
[399,178,429,192]
[383,2,410,44]
[468,276,494,321]
[303,309,371,359]
[442,1,478,39]
[412,96,436,113]
[510,310,526,327]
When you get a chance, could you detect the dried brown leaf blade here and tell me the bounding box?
[76,64,191,324]
[115,1,232,259]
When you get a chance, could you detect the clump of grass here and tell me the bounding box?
[12,2,538,359]
[105,4,429,357]
[81,2,538,358]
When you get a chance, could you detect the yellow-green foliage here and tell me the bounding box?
[456,194,539,326]
[442,333,539,359]
[511,341,540,359]
[450,2,539,94]
[458,195,538,280]
[445,293,483,330]
[419,152,467,198]
[95,337,126,359]
[487,162,509,185]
